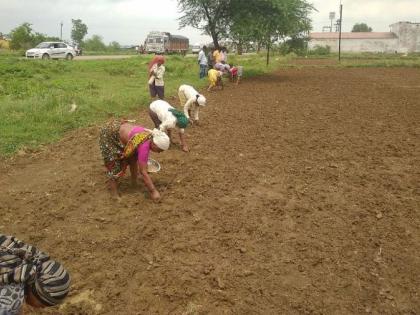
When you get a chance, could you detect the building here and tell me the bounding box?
[309,21,420,53]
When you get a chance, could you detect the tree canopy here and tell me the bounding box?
[71,19,88,44]
[177,0,313,62]
[352,23,372,32]
[177,0,231,49]
[9,23,60,50]
[84,35,106,51]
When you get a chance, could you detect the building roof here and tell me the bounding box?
[310,32,397,40]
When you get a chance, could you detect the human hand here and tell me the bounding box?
[151,189,161,202]
[182,144,189,152]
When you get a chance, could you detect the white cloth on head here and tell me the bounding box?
[178,84,206,121]
[149,100,185,134]
[151,128,170,150]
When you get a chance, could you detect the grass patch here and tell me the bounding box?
[0,53,282,155]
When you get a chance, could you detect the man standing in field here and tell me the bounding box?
[198,45,208,79]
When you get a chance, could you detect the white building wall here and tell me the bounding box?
[390,22,420,53]
[308,38,398,53]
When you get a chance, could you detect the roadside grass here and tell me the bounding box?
[0,53,282,155]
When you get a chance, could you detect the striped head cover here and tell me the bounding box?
[0,235,70,307]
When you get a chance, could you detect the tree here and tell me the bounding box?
[9,23,34,50]
[228,0,313,64]
[71,19,88,44]
[108,41,121,50]
[9,23,61,50]
[352,23,372,32]
[177,0,231,49]
[84,35,106,51]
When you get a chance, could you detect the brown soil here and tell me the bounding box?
[1,67,419,315]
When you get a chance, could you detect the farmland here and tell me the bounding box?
[0,53,419,314]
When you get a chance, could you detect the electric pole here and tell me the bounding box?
[60,21,63,40]
[338,3,343,61]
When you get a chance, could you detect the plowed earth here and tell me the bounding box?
[1,67,419,315]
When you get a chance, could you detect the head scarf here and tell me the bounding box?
[168,108,189,129]
[148,55,165,71]
[30,260,71,306]
[196,95,206,106]
[0,235,70,308]
[151,129,170,150]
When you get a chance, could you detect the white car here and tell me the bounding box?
[191,44,201,54]
[26,42,76,60]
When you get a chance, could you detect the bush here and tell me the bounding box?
[309,45,331,56]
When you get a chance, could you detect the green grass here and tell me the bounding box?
[0,53,283,155]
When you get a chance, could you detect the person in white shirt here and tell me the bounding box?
[178,84,206,125]
[149,100,190,152]
[148,55,165,99]
[197,46,208,79]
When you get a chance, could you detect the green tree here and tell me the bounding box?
[177,0,231,49]
[108,41,121,50]
[229,0,313,64]
[71,19,88,44]
[352,23,372,32]
[84,35,106,51]
[9,23,34,50]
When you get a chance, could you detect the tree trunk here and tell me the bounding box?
[257,41,261,53]
[210,31,219,50]
[266,41,270,66]
[237,39,243,55]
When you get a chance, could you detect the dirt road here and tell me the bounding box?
[1,67,419,314]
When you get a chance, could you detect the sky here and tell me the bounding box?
[1,0,419,45]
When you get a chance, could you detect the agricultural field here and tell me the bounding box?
[0,53,419,314]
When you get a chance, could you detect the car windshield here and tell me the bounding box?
[35,42,52,48]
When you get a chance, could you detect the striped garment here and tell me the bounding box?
[0,235,71,310]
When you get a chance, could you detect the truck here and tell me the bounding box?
[144,31,189,55]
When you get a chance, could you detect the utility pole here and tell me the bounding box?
[338,3,343,62]
[60,21,63,40]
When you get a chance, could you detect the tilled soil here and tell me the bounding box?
[1,67,419,315]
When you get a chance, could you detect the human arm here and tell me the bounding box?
[193,105,200,122]
[139,163,160,201]
[179,129,188,152]
[183,98,195,121]
[129,156,138,186]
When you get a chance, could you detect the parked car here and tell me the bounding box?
[26,42,76,60]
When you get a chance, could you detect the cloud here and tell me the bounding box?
[1,0,418,44]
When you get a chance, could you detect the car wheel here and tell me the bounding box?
[66,53,74,60]
[42,53,50,60]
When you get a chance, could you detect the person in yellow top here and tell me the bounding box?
[207,69,223,91]
[213,48,222,63]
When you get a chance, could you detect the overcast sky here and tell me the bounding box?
[1,0,419,45]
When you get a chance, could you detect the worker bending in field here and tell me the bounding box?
[0,234,71,315]
[178,84,207,125]
[149,99,190,152]
[207,69,223,91]
[99,120,170,201]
